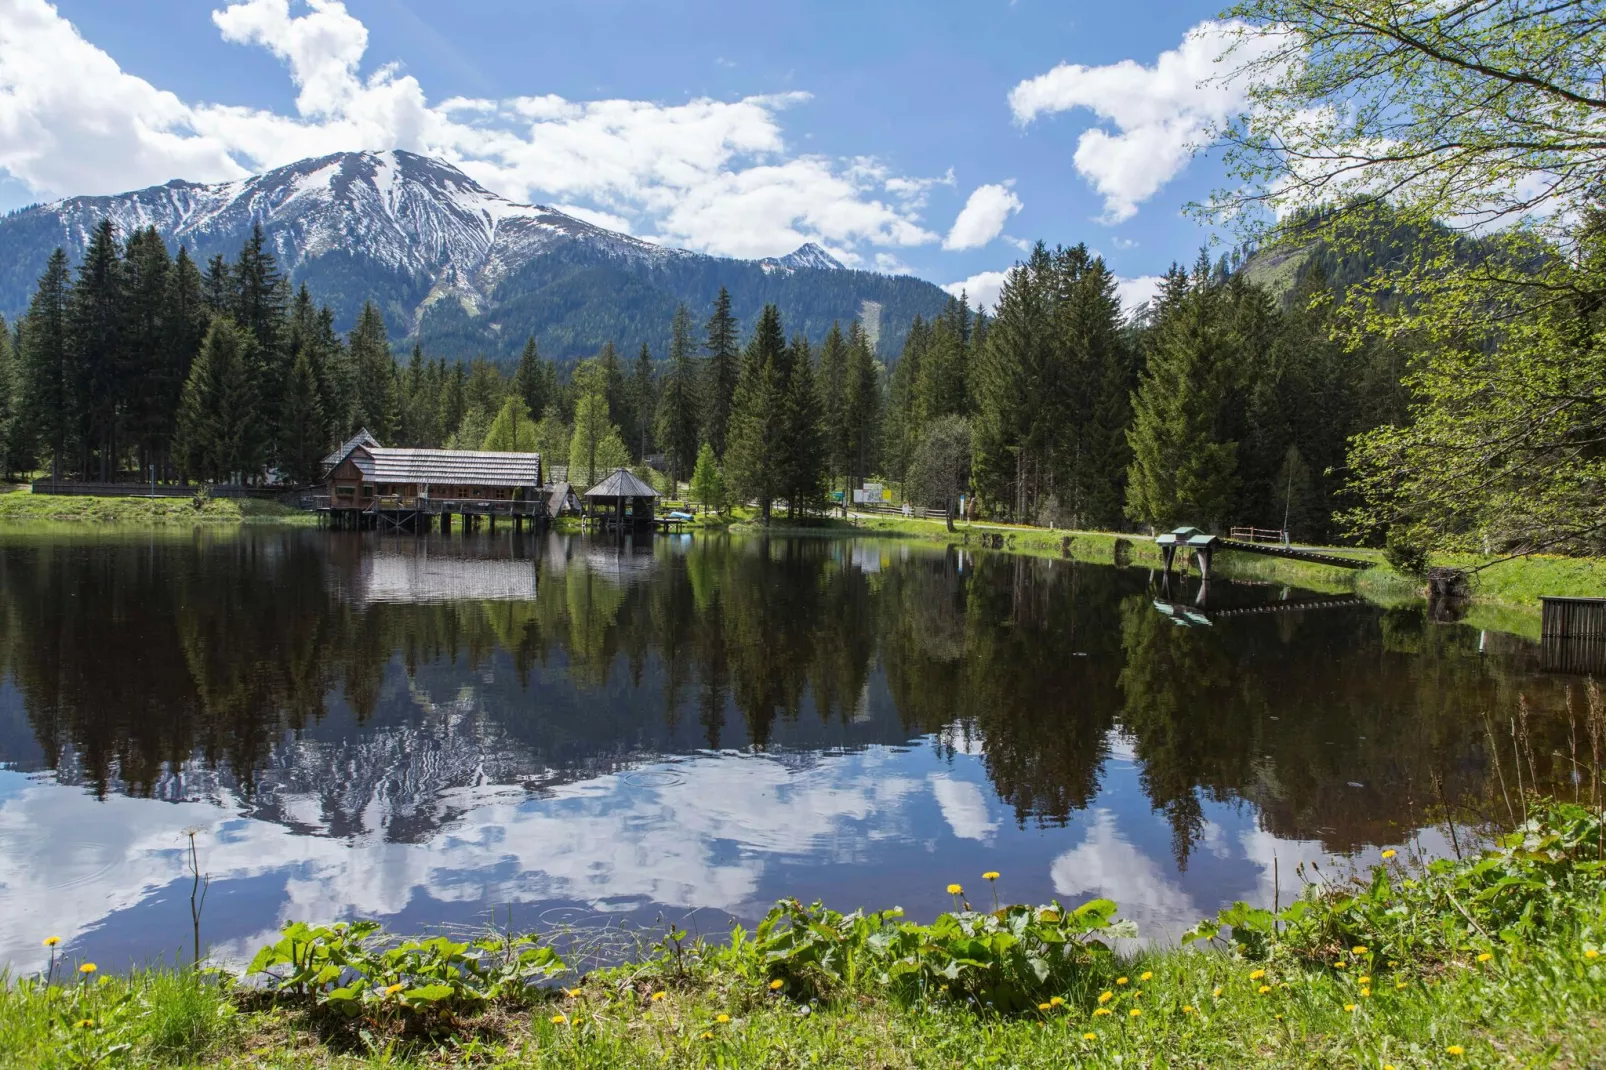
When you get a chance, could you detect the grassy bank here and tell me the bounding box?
[0,488,315,527]
[2,801,1602,1068]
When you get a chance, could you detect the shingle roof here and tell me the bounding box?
[346,446,541,488]
[583,467,659,498]
[323,428,382,467]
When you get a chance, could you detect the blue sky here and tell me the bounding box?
[0,1,1253,308]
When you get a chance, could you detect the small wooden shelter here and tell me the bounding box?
[583,468,659,531]
[324,440,544,531]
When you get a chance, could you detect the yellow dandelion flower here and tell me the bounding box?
[1587,949,1600,960]
[1275,1014,1284,1021]
[1098,990,1113,1004]
[1050,996,1064,1007]
[1128,1008,1142,1018]
[1395,981,1407,990]
[1212,986,1222,998]
[1334,960,1346,969]
[1038,1002,1052,1011]
[1360,987,1371,997]
[701,1031,714,1040]
[1477,952,1492,963]
[1381,849,1397,860]
[1352,946,1368,955]
[1388,959,1398,967]
[1249,969,1266,980]
[43,936,61,948]
[1116,976,1129,985]
[78,963,96,975]
[1093,1007,1112,1017]
[769,979,784,990]
[1140,971,1153,981]
[983,871,1000,881]
[946,883,963,895]
[1385,1065,1397,1070]
[549,1014,567,1025]
[74,1019,93,1029]
[1357,975,1371,984]
[1446,1045,1465,1056]
[1182,1005,1194,1014]
[1083,1031,1097,1041]
[383,982,404,996]
[716,1014,730,1024]
[1344,1003,1357,1012]
[563,987,581,998]
[1258,985,1271,994]
[650,991,667,1001]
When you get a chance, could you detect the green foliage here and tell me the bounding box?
[654,304,700,484]
[480,394,538,453]
[747,896,1131,1012]
[689,442,727,512]
[246,920,565,1022]
[174,317,259,482]
[703,286,741,459]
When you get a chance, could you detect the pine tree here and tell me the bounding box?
[843,320,882,496]
[347,301,396,440]
[655,304,700,490]
[22,249,74,480]
[1051,246,1131,530]
[399,344,429,446]
[0,315,15,479]
[439,361,467,446]
[175,317,258,483]
[884,316,927,485]
[69,219,125,479]
[817,322,850,500]
[1124,259,1241,531]
[780,334,826,517]
[201,254,232,314]
[278,348,327,485]
[511,336,549,430]
[234,223,288,470]
[630,342,654,461]
[163,249,208,472]
[971,247,1058,520]
[724,304,787,521]
[689,442,728,513]
[703,287,740,458]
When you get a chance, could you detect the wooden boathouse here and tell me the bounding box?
[321,439,546,533]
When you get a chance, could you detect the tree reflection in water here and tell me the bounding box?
[0,531,1586,865]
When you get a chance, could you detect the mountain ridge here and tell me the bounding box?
[0,150,948,361]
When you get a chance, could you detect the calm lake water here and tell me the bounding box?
[0,529,1586,974]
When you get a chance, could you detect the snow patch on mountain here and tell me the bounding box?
[759,242,848,273]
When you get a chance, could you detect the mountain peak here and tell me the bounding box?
[762,242,846,273]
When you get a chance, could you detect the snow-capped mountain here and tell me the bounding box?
[0,150,945,360]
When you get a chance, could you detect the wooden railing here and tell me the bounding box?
[1229,526,1290,545]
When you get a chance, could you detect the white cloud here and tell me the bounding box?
[943,269,1010,312]
[0,0,946,260]
[928,773,998,842]
[943,182,1022,250]
[1009,21,1277,223]
[1114,274,1164,311]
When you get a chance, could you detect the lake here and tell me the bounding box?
[0,529,1585,975]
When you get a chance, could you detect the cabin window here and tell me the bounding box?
[363,484,376,496]
[335,485,355,499]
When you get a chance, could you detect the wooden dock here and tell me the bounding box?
[309,496,548,534]
[1218,539,1374,570]
[1540,596,1606,674]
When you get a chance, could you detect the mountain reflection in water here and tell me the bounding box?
[0,530,1584,973]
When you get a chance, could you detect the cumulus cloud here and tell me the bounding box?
[943,182,1022,250]
[0,0,944,259]
[1009,21,1277,223]
[1114,274,1164,311]
[943,269,1010,312]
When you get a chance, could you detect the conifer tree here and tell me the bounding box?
[1124,260,1241,531]
[278,348,327,485]
[724,304,787,521]
[163,249,208,462]
[175,317,258,482]
[482,395,539,452]
[122,228,175,476]
[816,322,850,499]
[689,442,728,513]
[884,316,927,485]
[69,219,125,479]
[234,223,288,468]
[843,321,881,495]
[347,301,396,440]
[22,249,74,479]
[703,287,740,458]
[201,254,232,314]
[630,342,654,461]
[780,334,826,517]
[512,336,549,429]
[655,304,700,490]
[0,315,15,478]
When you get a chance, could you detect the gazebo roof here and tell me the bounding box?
[583,467,659,498]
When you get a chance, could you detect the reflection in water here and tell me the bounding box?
[0,531,1586,973]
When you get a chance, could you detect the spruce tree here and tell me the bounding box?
[1124,259,1241,532]
[22,249,74,480]
[0,315,14,479]
[724,304,787,521]
[971,247,1058,520]
[843,321,881,499]
[512,336,549,429]
[780,334,826,517]
[347,301,396,440]
[69,219,125,479]
[234,223,288,469]
[122,228,174,477]
[278,348,327,485]
[629,342,655,462]
[201,254,232,314]
[703,287,740,458]
[654,304,700,490]
[884,316,927,485]
[163,249,208,471]
[175,317,258,483]
[816,322,850,499]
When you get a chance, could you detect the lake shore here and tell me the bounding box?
[4,801,1601,1068]
[0,487,316,527]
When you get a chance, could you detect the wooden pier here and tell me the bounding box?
[1540,596,1606,674]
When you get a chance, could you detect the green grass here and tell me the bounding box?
[0,487,315,527]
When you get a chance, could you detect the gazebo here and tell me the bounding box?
[583,468,660,532]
